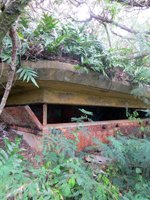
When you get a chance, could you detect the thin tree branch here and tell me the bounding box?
[115,0,150,8]
[90,12,139,34]
[111,30,134,40]
[71,10,150,35]
[128,51,150,59]
[103,23,112,48]
[0,26,17,115]
[68,0,85,7]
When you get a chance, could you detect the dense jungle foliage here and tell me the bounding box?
[0,1,150,199]
[1,13,150,88]
[0,133,119,200]
[1,123,150,200]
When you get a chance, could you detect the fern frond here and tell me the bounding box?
[17,67,39,87]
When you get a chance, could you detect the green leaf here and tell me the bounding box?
[17,67,39,87]
[79,108,93,116]
[68,177,76,188]
[30,76,39,88]
[53,166,61,175]
[61,184,71,197]
[76,176,83,185]
[17,32,25,40]
[136,168,142,174]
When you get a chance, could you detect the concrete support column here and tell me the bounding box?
[43,104,47,126]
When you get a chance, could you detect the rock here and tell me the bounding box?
[84,154,111,165]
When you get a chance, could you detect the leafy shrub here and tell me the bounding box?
[101,135,150,199]
[0,137,30,200]
[0,133,119,200]
[17,15,109,74]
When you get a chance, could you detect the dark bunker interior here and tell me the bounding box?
[30,104,146,124]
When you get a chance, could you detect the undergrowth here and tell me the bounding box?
[101,134,150,200]
[1,115,150,200]
[0,133,119,200]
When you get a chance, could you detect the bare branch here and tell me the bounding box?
[68,0,85,7]
[115,0,150,8]
[0,26,17,115]
[70,7,150,35]
[76,12,150,35]
[111,30,134,40]
[90,12,138,34]
[128,51,150,59]
[103,23,112,48]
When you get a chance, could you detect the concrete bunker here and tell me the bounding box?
[1,61,150,150]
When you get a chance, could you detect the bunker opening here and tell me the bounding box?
[29,104,147,125]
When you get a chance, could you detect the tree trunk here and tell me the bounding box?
[0,0,31,48]
[0,0,31,115]
[0,27,17,115]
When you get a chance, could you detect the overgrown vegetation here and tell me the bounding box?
[101,134,150,200]
[1,122,150,200]
[2,15,109,74]
[0,109,150,199]
[0,2,150,199]
[1,13,150,88]
[18,14,150,87]
[0,133,119,200]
